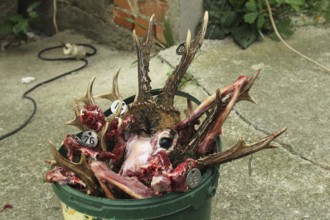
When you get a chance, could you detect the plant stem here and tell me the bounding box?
[265,0,330,73]
[53,0,59,34]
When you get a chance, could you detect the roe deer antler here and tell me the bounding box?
[156,11,209,109]
[133,14,157,103]
[197,127,287,166]
[49,143,100,195]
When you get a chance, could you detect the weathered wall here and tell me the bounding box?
[34,0,134,51]
[168,0,203,42]
[5,0,329,51]
[112,0,169,43]
[112,0,203,43]
[0,0,17,19]
[16,0,204,51]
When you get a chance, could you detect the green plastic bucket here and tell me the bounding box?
[52,89,221,220]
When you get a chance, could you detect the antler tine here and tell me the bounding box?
[94,68,122,101]
[133,14,156,103]
[76,76,96,105]
[197,127,287,167]
[238,69,261,103]
[156,11,209,108]
[185,29,191,52]
[100,121,110,152]
[113,68,122,99]
[195,11,208,48]
[144,14,155,45]
[184,89,222,154]
[66,99,88,131]
[49,142,99,195]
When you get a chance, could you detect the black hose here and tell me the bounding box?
[0,44,97,141]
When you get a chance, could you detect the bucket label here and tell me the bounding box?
[110,100,127,115]
[80,130,98,148]
[186,168,201,188]
[61,202,104,220]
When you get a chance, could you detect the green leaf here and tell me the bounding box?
[27,1,41,13]
[285,0,304,5]
[256,0,263,10]
[277,18,294,38]
[28,11,38,19]
[231,24,258,49]
[124,17,146,30]
[275,0,285,4]
[162,17,174,47]
[9,14,24,23]
[0,21,13,38]
[209,10,221,21]
[13,19,29,35]
[205,24,227,39]
[125,17,135,24]
[262,19,273,31]
[290,4,300,11]
[257,14,265,29]
[228,0,247,10]
[244,12,259,24]
[220,11,237,28]
[202,0,213,10]
[245,0,257,12]
[285,0,304,11]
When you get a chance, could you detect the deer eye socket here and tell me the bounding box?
[159,137,173,149]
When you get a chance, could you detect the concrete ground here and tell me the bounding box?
[0,26,329,219]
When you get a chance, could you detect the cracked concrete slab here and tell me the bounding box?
[159,25,330,219]
[159,26,330,167]
[211,112,330,220]
[1,25,329,219]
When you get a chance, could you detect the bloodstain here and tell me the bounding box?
[1,204,13,212]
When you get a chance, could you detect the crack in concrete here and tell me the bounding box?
[233,109,330,171]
